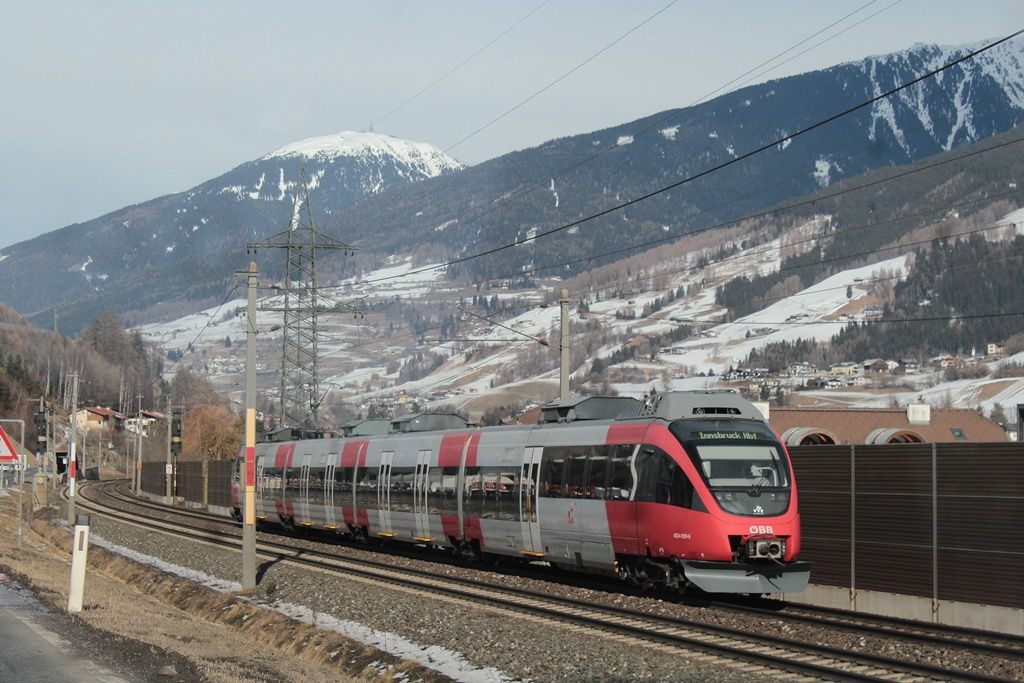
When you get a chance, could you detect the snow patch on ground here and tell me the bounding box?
[87,534,515,683]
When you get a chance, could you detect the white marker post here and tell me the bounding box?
[67,514,90,613]
[67,442,77,525]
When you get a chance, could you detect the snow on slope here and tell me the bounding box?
[263,131,463,177]
[583,253,909,388]
[141,208,1024,418]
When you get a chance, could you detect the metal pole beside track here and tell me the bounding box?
[239,261,258,590]
[165,396,173,503]
[68,375,78,526]
[559,289,570,400]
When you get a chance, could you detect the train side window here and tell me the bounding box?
[564,446,587,498]
[587,445,610,499]
[635,445,694,508]
[660,454,693,509]
[356,465,378,510]
[334,466,350,495]
[262,467,283,494]
[634,447,659,503]
[390,466,415,513]
[476,466,517,520]
[435,466,459,515]
[608,445,635,500]
[463,466,482,514]
[541,447,568,498]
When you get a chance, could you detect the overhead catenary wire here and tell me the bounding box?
[351,124,1024,329]
[358,29,1024,288]
[374,0,892,264]
[232,29,1024,397]
[371,1,553,132]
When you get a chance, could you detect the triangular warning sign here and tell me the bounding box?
[0,425,19,463]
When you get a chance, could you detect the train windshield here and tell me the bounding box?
[669,419,791,516]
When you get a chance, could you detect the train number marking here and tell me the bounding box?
[673,533,691,540]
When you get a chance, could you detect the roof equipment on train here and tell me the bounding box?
[389,413,471,433]
[538,395,639,424]
[618,390,766,422]
[340,419,392,437]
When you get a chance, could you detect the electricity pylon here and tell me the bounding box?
[247,168,360,431]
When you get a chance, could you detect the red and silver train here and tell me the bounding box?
[234,391,810,594]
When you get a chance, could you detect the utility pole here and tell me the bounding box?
[134,395,143,495]
[559,289,571,400]
[165,396,172,503]
[238,261,259,589]
[67,374,78,525]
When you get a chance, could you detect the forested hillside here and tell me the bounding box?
[717,124,1024,317]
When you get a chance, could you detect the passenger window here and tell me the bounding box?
[541,448,567,498]
[564,446,587,498]
[635,445,694,509]
[588,445,609,499]
[608,445,634,500]
[356,466,378,510]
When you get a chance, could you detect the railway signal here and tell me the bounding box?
[170,408,182,456]
[34,411,47,455]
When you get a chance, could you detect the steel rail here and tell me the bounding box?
[74,480,1018,682]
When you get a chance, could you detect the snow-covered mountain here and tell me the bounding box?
[4,39,1024,337]
[0,131,462,331]
[297,38,1024,284]
[221,131,463,204]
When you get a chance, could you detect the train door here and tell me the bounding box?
[324,457,338,530]
[377,450,394,535]
[520,446,543,555]
[296,454,312,525]
[413,449,432,541]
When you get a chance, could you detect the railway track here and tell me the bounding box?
[76,480,1023,682]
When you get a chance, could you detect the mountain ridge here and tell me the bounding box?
[3,38,1024,335]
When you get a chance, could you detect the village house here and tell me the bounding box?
[898,358,921,374]
[862,358,889,374]
[829,361,859,376]
[786,361,817,376]
[74,406,125,432]
[987,343,1007,357]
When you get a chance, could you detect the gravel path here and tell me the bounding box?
[86,505,767,682]
[31,490,1024,682]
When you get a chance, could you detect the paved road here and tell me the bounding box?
[0,577,129,683]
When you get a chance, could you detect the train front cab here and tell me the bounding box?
[630,417,809,594]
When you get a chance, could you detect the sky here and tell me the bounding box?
[1,0,1023,250]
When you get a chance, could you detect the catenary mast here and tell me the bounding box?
[247,168,360,431]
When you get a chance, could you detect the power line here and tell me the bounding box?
[373,1,553,131]
[360,29,1024,287]
[444,131,1024,301]
[442,0,680,156]
[377,1,890,266]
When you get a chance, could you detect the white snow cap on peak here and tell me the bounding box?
[263,130,463,175]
